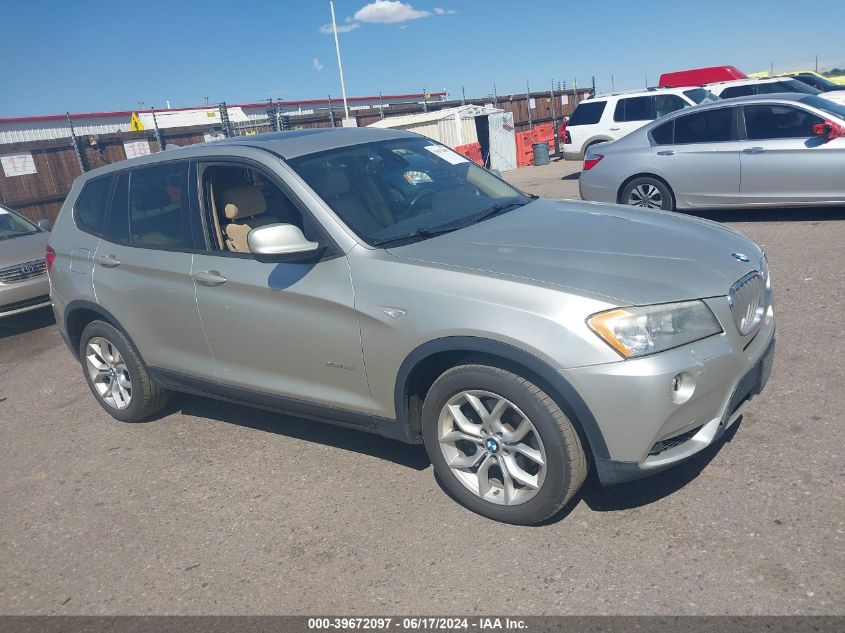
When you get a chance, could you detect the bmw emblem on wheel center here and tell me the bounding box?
[485,438,500,454]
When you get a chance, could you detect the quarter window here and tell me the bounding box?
[674,108,735,144]
[567,101,606,126]
[128,162,192,250]
[104,172,129,243]
[651,120,674,145]
[743,105,824,140]
[74,176,114,237]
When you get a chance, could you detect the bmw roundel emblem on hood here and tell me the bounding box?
[732,252,750,263]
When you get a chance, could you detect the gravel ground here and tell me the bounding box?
[0,162,843,615]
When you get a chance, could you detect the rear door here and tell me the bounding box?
[651,106,741,206]
[92,161,213,378]
[739,103,844,204]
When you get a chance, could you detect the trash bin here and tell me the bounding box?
[532,142,550,166]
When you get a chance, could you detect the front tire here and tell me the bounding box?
[621,176,674,210]
[79,320,169,422]
[422,364,587,524]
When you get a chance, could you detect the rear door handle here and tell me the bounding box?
[656,150,675,156]
[97,254,121,268]
[742,147,765,154]
[609,127,621,131]
[192,270,227,287]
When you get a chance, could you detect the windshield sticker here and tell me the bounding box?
[424,145,469,165]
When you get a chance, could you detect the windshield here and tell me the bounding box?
[288,137,529,246]
[795,74,839,91]
[801,95,845,120]
[0,206,39,240]
[683,88,720,104]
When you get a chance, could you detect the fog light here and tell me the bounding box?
[670,372,695,404]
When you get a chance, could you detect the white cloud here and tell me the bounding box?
[313,57,324,71]
[354,0,429,24]
[319,21,361,34]
[433,7,456,14]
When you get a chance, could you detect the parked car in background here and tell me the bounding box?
[780,72,845,92]
[659,65,747,87]
[705,77,845,106]
[562,87,719,160]
[751,69,845,86]
[0,204,52,318]
[579,94,845,210]
[48,127,775,524]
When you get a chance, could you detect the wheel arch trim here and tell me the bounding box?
[394,336,610,459]
[63,300,142,363]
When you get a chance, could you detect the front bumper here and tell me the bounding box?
[0,274,51,318]
[562,297,775,484]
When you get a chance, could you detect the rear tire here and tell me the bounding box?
[422,364,587,525]
[79,320,169,422]
[621,176,674,210]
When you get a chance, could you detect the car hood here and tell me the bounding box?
[386,198,762,305]
[0,231,49,269]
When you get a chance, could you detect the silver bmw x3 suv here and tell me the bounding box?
[48,128,775,524]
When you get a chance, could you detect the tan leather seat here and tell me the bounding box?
[220,185,275,252]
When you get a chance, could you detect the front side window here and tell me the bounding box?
[74,175,113,237]
[288,137,529,246]
[128,163,192,250]
[0,205,40,240]
[722,84,756,99]
[683,88,720,105]
[674,108,735,144]
[654,94,688,118]
[744,105,824,140]
[567,101,606,126]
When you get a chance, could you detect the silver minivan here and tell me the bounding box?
[48,128,775,524]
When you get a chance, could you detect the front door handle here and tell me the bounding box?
[743,146,765,154]
[97,254,121,268]
[609,127,621,131]
[192,270,227,287]
[656,150,675,156]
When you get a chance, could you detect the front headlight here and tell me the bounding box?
[587,300,722,358]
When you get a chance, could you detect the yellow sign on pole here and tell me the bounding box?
[130,112,145,131]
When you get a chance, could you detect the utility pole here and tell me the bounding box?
[492,83,498,108]
[461,85,466,105]
[329,0,350,121]
[150,106,164,151]
[526,80,532,130]
[815,55,819,72]
[66,112,86,173]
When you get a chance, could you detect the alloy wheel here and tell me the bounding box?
[628,183,664,209]
[85,336,132,410]
[437,390,547,505]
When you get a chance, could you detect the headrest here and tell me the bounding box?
[221,185,267,220]
[311,169,351,199]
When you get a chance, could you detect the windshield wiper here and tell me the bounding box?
[468,200,528,226]
[371,224,462,247]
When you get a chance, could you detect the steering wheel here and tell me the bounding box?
[409,189,434,208]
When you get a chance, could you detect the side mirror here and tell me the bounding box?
[247,223,322,263]
[812,120,845,140]
[37,218,53,231]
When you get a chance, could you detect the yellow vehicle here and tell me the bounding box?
[750,70,845,86]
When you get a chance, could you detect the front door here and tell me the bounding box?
[739,103,845,204]
[191,162,371,416]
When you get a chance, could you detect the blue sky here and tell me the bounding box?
[1,0,844,117]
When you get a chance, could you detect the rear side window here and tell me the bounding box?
[744,105,824,140]
[674,108,735,144]
[128,162,192,250]
[651,120,674,145]
[568,101,606,126]
[74,176,114,237]
[722,84,756,99]
[683,88,719,105]
[105,172,130,243]
[619,96,654,121]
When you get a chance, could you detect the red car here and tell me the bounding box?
[659,66,747,88]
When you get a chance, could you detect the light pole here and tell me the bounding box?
[329,0,350,121]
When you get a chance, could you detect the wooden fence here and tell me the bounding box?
[0,89,590,222]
